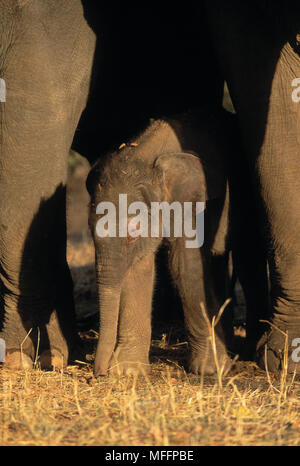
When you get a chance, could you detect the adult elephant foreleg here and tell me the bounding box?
[0,122,77,370]
[0,1,95,369]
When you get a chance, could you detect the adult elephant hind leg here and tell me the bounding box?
[109,254,155,376]
[229,154,270,360]
[205,2,300,372]
[253,42,300,373]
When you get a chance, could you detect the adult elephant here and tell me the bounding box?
[0,0,298,373]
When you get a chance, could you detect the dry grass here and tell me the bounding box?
[1,241,300,446]
[2,349,300,446]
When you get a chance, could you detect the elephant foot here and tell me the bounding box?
[5,351,33,370]
[4,347,79,371]
[256,324,300,373]
[40,349,65,370]
[188,336,230,375]
[0,302,78,370]
[107,345,150,376]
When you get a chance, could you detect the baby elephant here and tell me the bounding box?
[87,109,237,377]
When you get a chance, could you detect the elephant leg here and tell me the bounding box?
[205,2,300,371]
[231,235,270,359]
[0,177,75,371]
[109,254,155,376]
[0,1,95,369]
[39,260,82,370]
[254,52,300,371]
[168,237,230,375]
[229,158,270,358]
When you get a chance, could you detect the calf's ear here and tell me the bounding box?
[86,163,102,196]
[153,152,226,203]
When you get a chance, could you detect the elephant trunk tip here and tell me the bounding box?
[94,366,108,377]
[94,343,115,377]
[94,360,109,377]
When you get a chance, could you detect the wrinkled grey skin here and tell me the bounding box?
[87,109,240,376]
